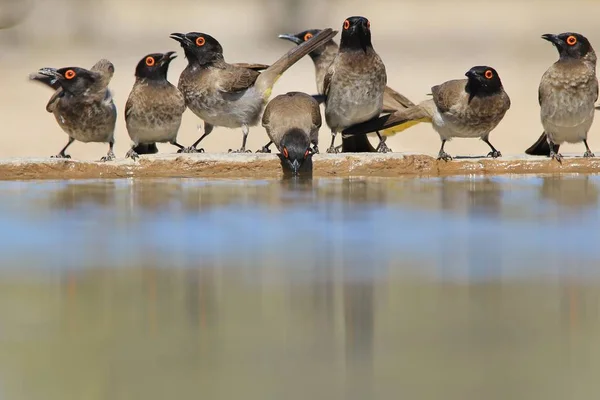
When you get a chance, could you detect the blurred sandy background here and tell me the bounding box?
[2,0,600,160]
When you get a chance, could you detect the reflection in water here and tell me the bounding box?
[0,175,599,398]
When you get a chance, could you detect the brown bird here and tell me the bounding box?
[259,91,320,174]
[279,29,415,153]
[343,66,511,160]
[525,32,598,162]
[320,17,388,154]
[124,52,186,160]
[170,28,336,153]
[30,62,117,161]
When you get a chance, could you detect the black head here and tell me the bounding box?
[465,66,503,102]
[542,32,594,61]
[135,52,177,81]
[278,29,334,58]
[170,32,223,66]
[280,128,312,175]
[50,67,99,95]
[339,16,372,52]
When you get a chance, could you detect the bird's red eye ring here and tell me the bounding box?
[343,20,350,30]
[304,32,313,41]
[304,149,310,159]
[366,20,371,29]
[196,37,206,46]
[145,57,155,67]
[567,35,577,46]
[282,147,289,158]
[484,70,494,79]
[65,70,76,80]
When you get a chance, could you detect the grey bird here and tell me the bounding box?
[124,52,186,160]
[259,91,320,174]
[30,64,117,161]
[170,28,336,153]
[343,66,511,160]
[525,32,598,162]
[320,16,388,154]
[279,28,415,153]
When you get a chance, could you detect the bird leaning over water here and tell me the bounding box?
[124,52,186,160]
[29,61,117,161]
[279,28,415,153]
[343,66,511,160]
[169,28,336,153]
[525,32,598,162]
[259,91,321,175]
[320,16,388,154]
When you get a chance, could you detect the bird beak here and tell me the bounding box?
[37,67,61,79]
[542,33,560,45]
[160,51,177,65]
[170,33,191,46]
[465,70,476,79]
[291,159,301,175]
[278,33,304,45]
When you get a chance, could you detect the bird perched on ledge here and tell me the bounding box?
[170,28,336,153]
[525,32,598,162]
[343,66,511,161]
[29,60,117,161]
[124,52,186,160]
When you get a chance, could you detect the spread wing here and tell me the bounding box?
[217,65,260,94]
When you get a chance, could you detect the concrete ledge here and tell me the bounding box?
[0,153,600,180]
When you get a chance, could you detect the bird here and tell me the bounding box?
[343,66,511,161]
[169,28,336,153]
[319,16,388,154]
[30,62,117,161]
[525,32,598,162]
[259,91,321,174]
[124,52,186,160]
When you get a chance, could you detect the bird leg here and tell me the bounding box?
[52,137,75,159]
[100,141,116,162]
[180,123,211,153]
[583,139,595,158]
[327,131,339,153]
[170,141,186,152]
[125,147,140,161]
[437,140,452,161]
[483,138,502,158]
[229,124,252,153]
[547,138,563,163]
[256,141,273,153]
[376,131,392,153]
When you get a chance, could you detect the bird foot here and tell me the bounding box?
[326,145,340,154]
[228,148,252,153]
[178,147,204,154]
[125,149,139,161]
[550,151,563,164]
[311,145,319,154]
[377,142,392,153]
[256,146,271,153]
[487,150,502,158]
[52,153,71,159]
[437,151,453,162]
[584,150,595,158]
[100,151,116,162]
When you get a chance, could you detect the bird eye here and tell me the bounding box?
[145,56,155,67]
[484,70,494,79]
[282,147,289,158]
[65,70,76,80]
[343,20,350,30]
[567,35,577,46]
[366,20,371,29]
[196,36,206,47]
[304,32,313,41]
[304,149,310,159]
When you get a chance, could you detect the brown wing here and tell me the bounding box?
[217,65,261,93]
[431,79,467,113]
[232,63,269,71]
[322,65,334,97]
[382,86,415,112]
[309,96,322,129]
[261,96,274,127]
[46,89,64,113]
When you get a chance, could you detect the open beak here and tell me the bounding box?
[170,33,191,46]
[541,33,560,45]
[160,51,177,65]
[278,33,304,45]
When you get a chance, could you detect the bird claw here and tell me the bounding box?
[584,150,595,158]
[52,153,71,159]
[178,147,204,154]
[126,149,139,161]
[100,151,116,162]
[437,151,453,162]
[377,142,392,153]
[326,146,339,154]
[487,150,502,158]
[256,146,271,154]
[228,148,251,153]
[550,151,563,164]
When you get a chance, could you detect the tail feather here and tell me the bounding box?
[343,101,433,136]
[525,132,559,156]
[255,28,337,98]
[341,135,377,153]
[133,143,159,155]
[382,86,415,112]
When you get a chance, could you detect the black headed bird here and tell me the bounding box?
[343,66,511,160]
[124,52,186,160]
[320,17,388,153]
[525,32,598,162]
[259,91,321,175]
[30,62,117,161]
[170,28,336,153]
